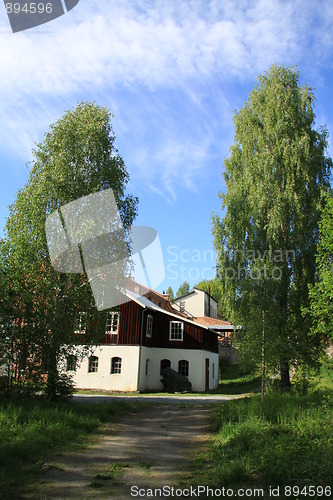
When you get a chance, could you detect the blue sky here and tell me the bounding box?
[1,0,333,296]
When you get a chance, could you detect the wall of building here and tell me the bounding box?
[70,345,140,392]
[206,296,217,318]
[66,345,219,393]
[142,309,218,353]
[138,347,219,392]
[173,289,218,319]
[174,291,204,317]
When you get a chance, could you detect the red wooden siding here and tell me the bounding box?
[142,310,218,353]
[96,300,218,353]
[101,301,142,345]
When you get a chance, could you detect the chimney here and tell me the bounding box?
[208,286,211,317]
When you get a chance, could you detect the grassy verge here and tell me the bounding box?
[186,378,333,498]
[212,362,261,394]
[0,397,143,498]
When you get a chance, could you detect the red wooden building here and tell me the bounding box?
[66,286,219,392]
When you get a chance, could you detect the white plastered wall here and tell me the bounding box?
[173,289,217,318]
[66,345,218,393]
[173,291,203,317]
[69,345,140,392]
[138,347,219,392]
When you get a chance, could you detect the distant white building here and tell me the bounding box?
[172,287,218,319]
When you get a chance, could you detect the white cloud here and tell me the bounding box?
[0,0,332,197]
[1,0,331,97]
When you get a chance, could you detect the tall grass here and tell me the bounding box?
[212,361,261,394]
[190,390,333,493]
[0,398,141,498]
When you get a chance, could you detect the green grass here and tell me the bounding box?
[0,398,143,499]
[186,387,333,498]
[211,362,261,394]
[316,362,333,391]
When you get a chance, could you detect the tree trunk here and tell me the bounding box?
[46,274,66,401]
[261,307,265,404]
[46,332,58,401]
[280,361,291,390]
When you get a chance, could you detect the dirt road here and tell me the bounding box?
[28,403,213,499]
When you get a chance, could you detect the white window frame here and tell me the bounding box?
[111,356,122,374]
[88,355,99,373]
[179,301,185,313]
[146,314,153,338]
[169,321,183,341]
[105,311,119,335]
[178,359,189,377]
[74,312,86,335]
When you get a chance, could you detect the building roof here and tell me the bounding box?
[144,288,184,316]
[171,290,196,302]
[192,316,235,331]
[171,287,218,304]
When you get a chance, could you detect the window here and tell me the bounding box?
[178,360,189,377]
[145,359,149,376]
[179,301,185,313]
[146,315,153,338]
[66,355,77,372]
[169,321,183,341]
[111,356,122,374]
[88,356,98,373]
[212,363,215,379]
[75,312,86,334]
[105,311,119,334]
[160,359,171,375]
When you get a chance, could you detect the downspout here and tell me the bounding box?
[137,307,147,392]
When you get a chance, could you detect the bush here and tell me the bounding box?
[55,373,75,399]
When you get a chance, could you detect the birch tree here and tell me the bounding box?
[213,65,332,392]
[308,190,333,343]
[1,102,138,399]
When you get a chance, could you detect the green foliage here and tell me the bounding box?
[188,391,333,491]
[176,280,190,298]
[165,286,174,301]
[53,372,75,399]
[0,101,138,399]
[212,65,332,386]
[216,362,261,395]
[0,399,142,498]
[194,278,228,319]
[308,190,333,341]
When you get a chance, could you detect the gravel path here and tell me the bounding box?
[27,403,214,499]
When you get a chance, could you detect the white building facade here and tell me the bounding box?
[65,289,219,393]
